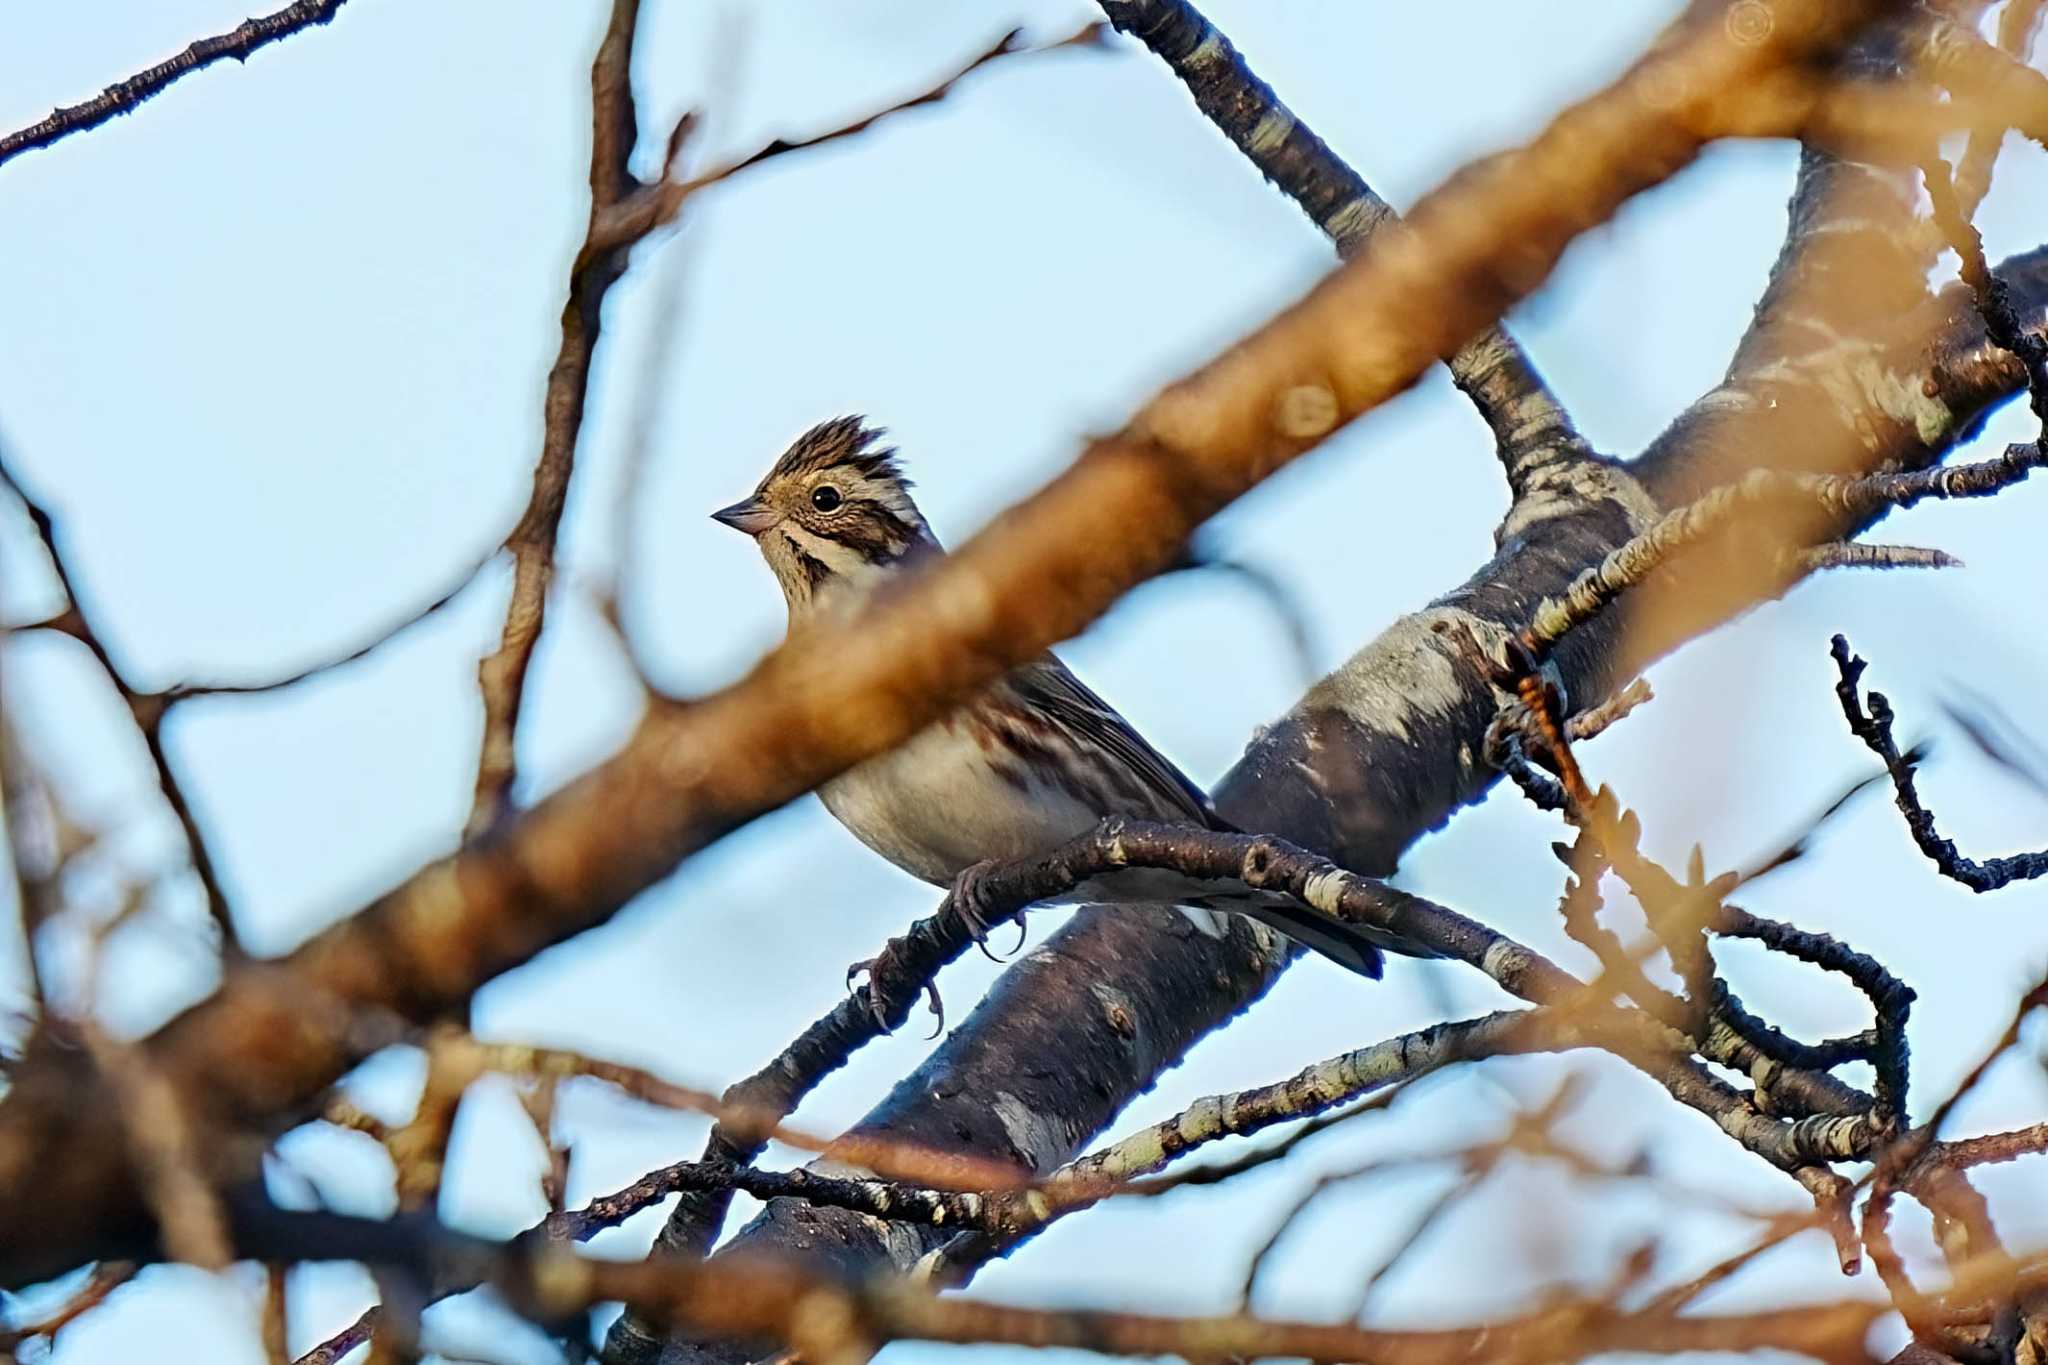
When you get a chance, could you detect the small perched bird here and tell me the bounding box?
[713,416,1394,977]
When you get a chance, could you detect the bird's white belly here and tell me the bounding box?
[819,715,1098,886]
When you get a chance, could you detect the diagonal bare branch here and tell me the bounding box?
[1093,0,1598,506]
[0,0,352,172]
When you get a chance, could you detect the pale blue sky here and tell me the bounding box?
[4,3,2048,1362]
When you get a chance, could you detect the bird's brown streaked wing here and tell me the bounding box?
[1009,656,1398,980]
[1006,656,1225,827]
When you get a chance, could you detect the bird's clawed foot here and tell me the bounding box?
[845,946,947,1038]
[949,860,1026,962]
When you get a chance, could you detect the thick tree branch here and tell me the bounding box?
[0,0,352,171]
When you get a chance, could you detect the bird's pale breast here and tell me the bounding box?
[818,707,1104,886]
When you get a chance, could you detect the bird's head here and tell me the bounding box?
[713,416,935,615]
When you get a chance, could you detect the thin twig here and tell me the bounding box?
[1521,446,2041,662]
[467,0,650,834]
[292,1306,378,1365]
[584,26,1108,255]
[1833,635,2048,891]
[1493,653,1910,1125]
[0,449,243,952]
[0,0,352,171]
[1564,678,1654,743]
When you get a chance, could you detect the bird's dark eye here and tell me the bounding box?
[810,485,843,512]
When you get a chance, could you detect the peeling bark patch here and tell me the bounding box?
[989,1091,1068,1171]
[1305,608,1505,744]
[1497,459,1659,542]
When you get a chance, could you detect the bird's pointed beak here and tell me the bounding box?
[711,497,779,537]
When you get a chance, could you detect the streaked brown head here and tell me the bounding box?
[713,416,936,615]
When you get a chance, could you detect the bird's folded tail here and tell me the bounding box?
[1180,893,1389,979]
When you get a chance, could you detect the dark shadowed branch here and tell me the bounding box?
[1091,0,1596,505]
[582,27,1108,257]
[1832,635,2048,891]
[1494,659,1918,1114]
[0,0,353,171]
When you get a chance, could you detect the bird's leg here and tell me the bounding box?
[841,861,1031,1036]
[948,859,1026,962]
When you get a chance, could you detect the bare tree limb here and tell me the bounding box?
[1832,635,2048,890]
[1520,444,2039,661]
[0,0,352,172]
[0,0,2008,1307]
[0,446,243,954]
[468,0,649,835]
[1091,0,1597,504]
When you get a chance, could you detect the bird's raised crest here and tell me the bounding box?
[770,415,911,491]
